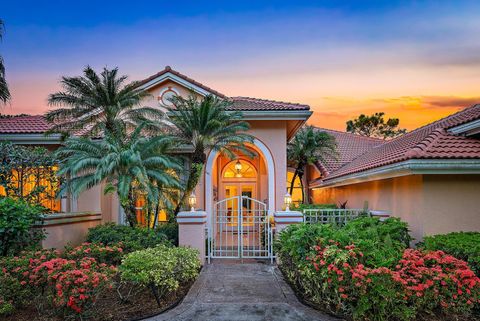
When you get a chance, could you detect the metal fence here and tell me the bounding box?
[303,208,370,226]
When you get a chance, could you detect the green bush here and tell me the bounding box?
[0,197,45,256]
[291,203,337,211]
[86,223,169,252]
[119,245,200,306]
[156,222,179,246]
[420,231,480,276]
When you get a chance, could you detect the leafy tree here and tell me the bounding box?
[0,19,10,104]
[0,142,60,210]
[166,94,254,214]
[45,66,163,138]
[55,123,181,227]
[287,126,337,203]
[346,112,406,139]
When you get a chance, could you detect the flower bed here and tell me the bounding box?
[276,218,480,321]
[0,242,200,320]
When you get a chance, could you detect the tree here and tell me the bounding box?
[46,66,163,138]
[55,123,181,227]
[287,126,337,203]
[346,112,406,139]
[166,94,254,214]
[0,19,10,104]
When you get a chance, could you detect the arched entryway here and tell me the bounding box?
[205,139,275,260]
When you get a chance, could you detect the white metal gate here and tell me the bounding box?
[208,196,273,261]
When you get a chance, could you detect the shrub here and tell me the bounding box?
[156,222,179,246]
[276,217,480,320]
[0,197,45,256]
[120,245,200,306]
[0,249,116,318]
[420,232,480,276]
[291,203,337,211]
[86,223,169,252]
[63,242,124,265]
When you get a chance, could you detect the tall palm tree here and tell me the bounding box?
[0,19,10,104]
[46,66,163,138]
[287,126,337,203]
[55,123,181,227]
[167,94,254,214]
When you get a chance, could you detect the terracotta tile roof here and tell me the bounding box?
[313,128,384,174]
[323,104,480,181]
[0,115,50,134]
[137,66,228,99]
[230,97,310,111]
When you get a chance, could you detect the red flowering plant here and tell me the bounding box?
[305,243,480,320]
[63,242,124,265]
[29,256,117,317]
[394,249,480,316]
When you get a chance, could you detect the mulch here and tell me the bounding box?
[3,281,194,321]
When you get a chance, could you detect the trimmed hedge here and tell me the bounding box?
[291,203,337,211]
[86,223,170,253]
[420,232,480,276]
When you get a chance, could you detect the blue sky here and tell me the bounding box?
[3,1,480,129]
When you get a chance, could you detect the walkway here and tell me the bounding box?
[149,262,339,321]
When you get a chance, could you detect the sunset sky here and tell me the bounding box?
[2,1,480,131]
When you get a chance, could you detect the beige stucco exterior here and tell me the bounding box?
[311,174,480,241]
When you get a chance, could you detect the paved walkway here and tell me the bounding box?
[150,262,339,321]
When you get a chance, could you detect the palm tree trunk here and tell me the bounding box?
[120,190,137,227]
[173,162,204,216]
[289,169,299,195]
[298,171,305,204]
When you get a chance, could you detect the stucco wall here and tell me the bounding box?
[311,174,480,241]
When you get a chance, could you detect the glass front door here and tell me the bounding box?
[224,183,256,226]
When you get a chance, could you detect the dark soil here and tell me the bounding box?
[3,281,193,321]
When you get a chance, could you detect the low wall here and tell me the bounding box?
[35,212,102,249]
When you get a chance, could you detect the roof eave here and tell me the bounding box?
[311,159,480,189]
[0,133,62,144]
[241,110,312,120]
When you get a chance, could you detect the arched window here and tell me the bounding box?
[223,160,256,178]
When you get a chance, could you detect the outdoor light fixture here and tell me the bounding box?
[284,192,292,211]
[234,159,243,177]
[188,193,197,212]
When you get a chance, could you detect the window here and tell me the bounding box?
[223,160,256,178]
[286,171,302,205]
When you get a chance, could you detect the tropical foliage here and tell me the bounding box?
[55,124,181,227]
[45,66,163,138]
[0,19,10,104]
[166,94,253,213]
[287,126,337,203]
[346,112,406,139]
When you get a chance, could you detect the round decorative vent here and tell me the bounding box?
[159,87,178,106]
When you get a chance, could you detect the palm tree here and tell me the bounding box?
[46,66,163,138]
[55,123,181,227]
[0,19,10,104]
[287,126,337,203]
[167,94,254,214]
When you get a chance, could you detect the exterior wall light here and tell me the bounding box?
[235,159,243,177]
[284,192,292,211]
[188,192,197,212]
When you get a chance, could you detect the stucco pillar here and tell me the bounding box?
[274,210,304,234]
[177,211,207,264]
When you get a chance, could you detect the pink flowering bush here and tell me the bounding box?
[63,242,124,265]
[276,220,480,320]
[0,246,117,318]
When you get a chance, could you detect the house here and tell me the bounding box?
[1,66,479,251]
[0,66,311,254]
[308,105,480,241]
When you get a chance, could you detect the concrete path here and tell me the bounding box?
[149,262,339,321]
